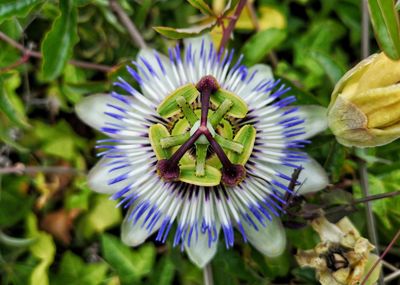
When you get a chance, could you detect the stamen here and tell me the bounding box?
[215,135,243,153]
[160,133,190,148]
[176,96,198,126]
[195,144,208,177]
[210,99,233,128]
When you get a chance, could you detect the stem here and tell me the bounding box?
[362,0,370,59]
[0,32,113,72]
[0,164,84,175]
[0,52,30,73]
[109,0,147,49]
[218,0,247,52]
[176,96,198,126]
[359,161,380,247]
[360,229,400,285]
[210,99,232,128]
[203,263,214,285]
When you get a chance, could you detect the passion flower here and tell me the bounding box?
[76,36,329,267]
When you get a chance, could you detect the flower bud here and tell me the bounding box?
[328,52,400,147]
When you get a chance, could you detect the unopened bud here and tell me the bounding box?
[328,52,400,147]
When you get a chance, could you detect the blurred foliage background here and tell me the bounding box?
[0,0,400,284]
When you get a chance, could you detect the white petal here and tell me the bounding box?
[87,157,132,194]
[183,34,213,55]
[185,229,219,268]
[297,156,329,194]
[241,64,274,95]
[121,205,163,247]
[75,93,127,132]
[296,105,328,139]
[274,155,329,194]
[243,217,286,257]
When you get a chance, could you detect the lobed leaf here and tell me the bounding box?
[41,0,79,81]
[187,0,214,16]
[0,0,43,23]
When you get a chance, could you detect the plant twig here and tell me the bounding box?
[362,0,370,59]
[109,0,147,49]
[360,229,400,285]
[384,269,400,283]
[0,164,85,175]
[203,263,214,285]
[218,0,247,52]
[0,52,30,73]
[0,31,113,73]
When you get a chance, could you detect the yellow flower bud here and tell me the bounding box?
[328,52,400,147]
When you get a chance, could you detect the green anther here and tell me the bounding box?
[228,125,256,165]
[179,164,221,187]
[157,83,199,118]
[215,134,244,153]
[195,144,208,177]
[210,99,233,128]
[176,96,198,126]
[160,133,190,148]
[149,124,172,160]
[211,88,248,118]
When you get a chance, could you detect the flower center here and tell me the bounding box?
[149,75,256,187]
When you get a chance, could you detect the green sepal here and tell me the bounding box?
[157,83,199,118]
[179,164,221,186]
[228,125,256,165]
[149,124,172,160]
[211,89,248,118]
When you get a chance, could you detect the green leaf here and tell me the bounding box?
[51,251,107,285]
[157,83,199,118]
[101,234,156,284]
[149,256,176,285]
[242,28,287,66]
[26,214,56,285]
[368,0,400,59]
[78,195,122,239]
[222,0,240,16]
[187,0,214,16]
[0,0,43,23]
[310,51,346,85]
[154,21,217,40]
[179,164,221,186]
[0,75,30,129]
[0,185,34,228]
[41,0,78,81]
